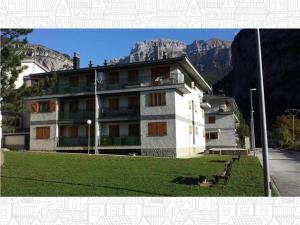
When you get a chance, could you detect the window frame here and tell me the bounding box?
[208,116,216,124]
[148,92,166,107]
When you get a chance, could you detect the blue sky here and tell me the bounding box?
[27,29,239,67]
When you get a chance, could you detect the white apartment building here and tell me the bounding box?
[25,54,211,158]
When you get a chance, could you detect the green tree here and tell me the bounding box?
[236,113,250,147]
[1,29,33,96]
[274,115,300,148]
[1,29,33,132]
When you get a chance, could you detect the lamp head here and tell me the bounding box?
[87,120,92,125]
[250,88,257,92]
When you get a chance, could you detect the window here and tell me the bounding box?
[108,72,119,84]
[68,126,78,138]
[60,100,65,112]
[86,74,94,85]
[109,125,120,137]
[59,126,64,137]
[208,116,216,124]
[36,127,50,139]
[205,132,209,139]
[128,96,139,109]
[69,100,78,112]
[206,132,218,140]
[148,92,166,106]
[148,122,167,136]
[128,124,140,136]
[86,125,95,137]
[69,76,79,87]
[86,99,95,111]
[128,70,139,83]
[38,101,49,112]
[109,98,119,110]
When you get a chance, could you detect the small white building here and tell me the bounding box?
[17,58,49,88]
[204,94,240,149]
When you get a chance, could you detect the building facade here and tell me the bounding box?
[25,55,211,158]
[204,94,240,149]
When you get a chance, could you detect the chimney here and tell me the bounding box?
[104,59,107,66]
[88,60,93,68]
[73,52,80,69]
[153,42,159,60]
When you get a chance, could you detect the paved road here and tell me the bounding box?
[256,148,300,196]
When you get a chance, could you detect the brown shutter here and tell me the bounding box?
[158,122,167,136]
[109,98,119,110]
[49,100,56,112]
[31,102,39,113]
[68,127,78,138]
[128,124,139,136]
[148,123,156,136]
[109,125,120,137]
[36,127,50,139]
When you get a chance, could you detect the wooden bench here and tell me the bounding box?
[214,160,233,185]
[232,150,242,162]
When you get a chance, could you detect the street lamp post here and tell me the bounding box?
[87,119,92,155]
[250,88,257,156]
[256,29,271,197]
[284,109,300,148]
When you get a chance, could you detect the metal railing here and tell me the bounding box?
[98,73,192,91]
[58,137,95,146]
[100,106,140,117]
[100,136,140,146]
[59,110,95,120]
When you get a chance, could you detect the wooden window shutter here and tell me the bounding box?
[148,123,156,136]
[31,102,39,113]
[159,122,167,136]
[36,127,50,139]
[68,127,78,138]
[86,124,95,137]
[49,100,56,112]
[59,126,64,137]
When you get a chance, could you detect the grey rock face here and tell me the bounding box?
[214,29,300,141]
[13,43,73,71]
[108,38,232,85]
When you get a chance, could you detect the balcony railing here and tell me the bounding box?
[98,73,192,91]
[59,110,95,120]
[100,136,140,146]
[57,84,94,94]
[58,137,95,147]
[100,107,140,118]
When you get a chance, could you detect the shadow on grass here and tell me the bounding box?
[1,175,169,196]
[171,176,207,185]
[209,160,227,163]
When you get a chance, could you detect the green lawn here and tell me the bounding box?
[1,151,266,196]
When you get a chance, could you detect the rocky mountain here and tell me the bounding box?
[13,43,73,71]
[214,29,300,143]
[109,38,232,85]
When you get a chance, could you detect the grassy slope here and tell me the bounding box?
[1,151,265,196]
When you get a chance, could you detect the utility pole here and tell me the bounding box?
[250,88,257,156]
[256,29,271,197]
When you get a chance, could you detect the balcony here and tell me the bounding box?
[59,110,95,120]
[44,84,94,95]
[100,107,140,118]
[58,137,95,147]
[100,136,140,146]
[98,73,192,91]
